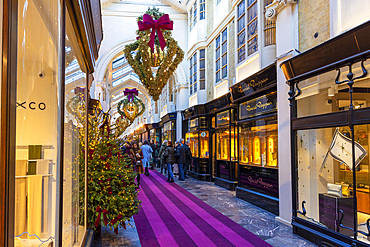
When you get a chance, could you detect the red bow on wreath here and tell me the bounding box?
[95,207,109,228]
[138,14,173,51]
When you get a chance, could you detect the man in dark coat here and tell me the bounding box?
[184,140,192,178]
[149,139,157,170]
[177,138,192,181]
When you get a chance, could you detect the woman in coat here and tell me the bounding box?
[158,140,168,174]
[130,142,144,185]
[163,141,178,183]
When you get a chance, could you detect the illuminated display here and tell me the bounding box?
[239,116,278,168]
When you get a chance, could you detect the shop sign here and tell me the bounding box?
[239,92,277,119]
[190,118,199,128]
[230,64,276,101]
[17,101,46,110]
[240,166,278,198]
[216,110,230,126]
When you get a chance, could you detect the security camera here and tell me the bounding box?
[38,72,45,78]
[327,99,333,104]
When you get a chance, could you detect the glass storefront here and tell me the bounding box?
[14,0,62,245]
[162,121,176,143]
[63,11,87,246]
[294,67,370,244]
[239,116,278,167]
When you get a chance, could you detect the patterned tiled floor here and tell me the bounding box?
[93,170,316,247]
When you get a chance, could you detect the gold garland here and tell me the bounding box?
[123,18,184,101]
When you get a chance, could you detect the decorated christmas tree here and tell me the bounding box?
[79,106,141,234]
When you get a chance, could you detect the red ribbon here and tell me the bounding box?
[95,207,109,227]
[138,14,173,51]
[124,88,138,102]
[102,209,109,225]
[95,207,102,228]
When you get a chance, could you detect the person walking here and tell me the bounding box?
[130,142,143,186]
[155,141,160,168]
[149,139,157,170]
[140,140,153,176]
[163,141,177,183]
[177,138,191,181]
[184,140,192,178]
[158,140,168,174]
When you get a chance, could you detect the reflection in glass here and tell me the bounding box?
[63,20,87,245]
[15,0,61,245]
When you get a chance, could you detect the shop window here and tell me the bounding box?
[64,38,87,247]
[264,0,276,46]
[189,52,197,95]
[215,28,227,84]
[200,0,205,20]
[199,49,206,90]
[297,64,370,118]
[296,126,370,240]
[239,116,278,167]
[14,0,64,245]
[189,132,199,157]
[199,131,209,158]
[216,127,237,161]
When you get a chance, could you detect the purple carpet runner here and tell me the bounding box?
[133,170,272,247]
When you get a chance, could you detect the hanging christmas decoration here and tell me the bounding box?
[123,8,184,101]
[117,89,145,122]
[112,116,131,138]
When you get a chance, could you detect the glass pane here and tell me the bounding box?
[200,49,205,58]
[15,0,62,245]
[248,19,258,38]
[222,54,227,66]
[222,29,227,42]
[222,66,227,78]
[248,2,257,21]
[238,46,246,63]
[217,128,230,161]
[200,12,205,20]
[216,48,220,60]
[248,36,258,55]
[353,124,370,244]
[296,62,370,118]
[297,127,355,238]
[238,30,246,48]
[190,132,199,157]
[216,59,220,71]
[200,131,209,158]
[216,72,220,83]
[238,0,245,18]
[222,42,227,54]
[239,116,278,167]
[194,82,197,92]
[200,70,205,79]
[200,59,205,69]
[200,79,206,90]
[216,36,220,48]
[238,15,245,33]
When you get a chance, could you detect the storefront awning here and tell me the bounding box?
[280,20,370,84]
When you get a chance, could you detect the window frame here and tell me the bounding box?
[215,28,228,84]
[189,52,198,95]
[199,48,206,90]
[200,0,205,20]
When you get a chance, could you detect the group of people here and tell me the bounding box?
[121,138,192,185]
[158,138,192,183]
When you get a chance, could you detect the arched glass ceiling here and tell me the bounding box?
[110,51,141,88]
[66,59,85,85]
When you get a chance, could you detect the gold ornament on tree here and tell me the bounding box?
[123,8,184,101]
